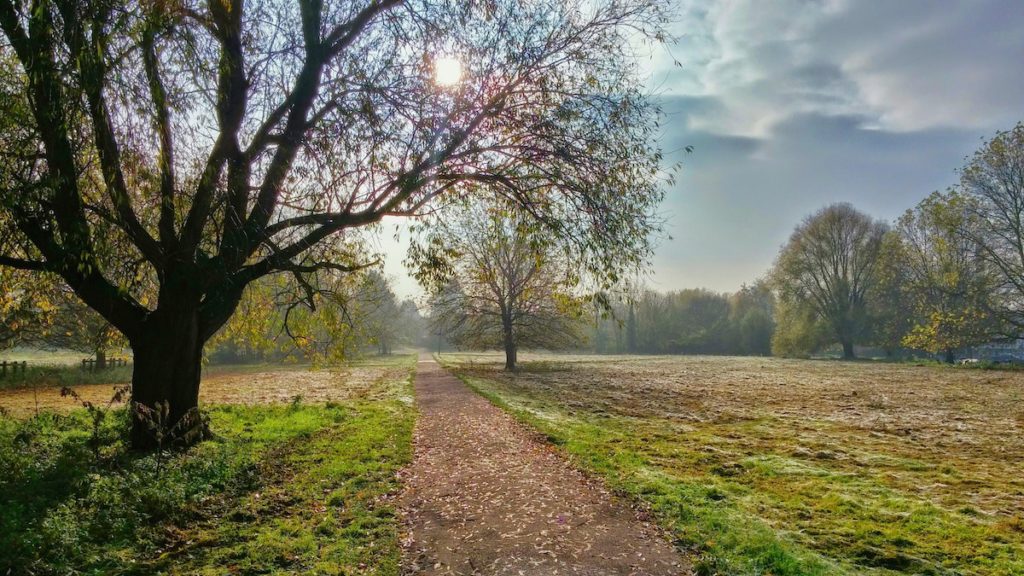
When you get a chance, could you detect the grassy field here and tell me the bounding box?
[443,353,1024,576]
[0,345,112,366]
[0,359,413,415]
[0,354,417,575]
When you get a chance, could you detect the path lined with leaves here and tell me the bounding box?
[399,357,689,575]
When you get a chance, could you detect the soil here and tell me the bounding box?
[399,357,690,575]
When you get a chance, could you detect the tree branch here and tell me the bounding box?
[141,19,178,249]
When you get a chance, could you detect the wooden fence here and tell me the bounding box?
[0,357,130,379]
[81,358,129,371]
[0,360,27,379]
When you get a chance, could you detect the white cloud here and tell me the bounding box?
[659,0,1024,136]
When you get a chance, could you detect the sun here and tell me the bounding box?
[434,56,462,87]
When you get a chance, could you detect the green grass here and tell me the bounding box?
[455,373,836,576]
[0,345,99,366]
[0,363,135,390]
[0,357,416,575]
[444,355,1024,576]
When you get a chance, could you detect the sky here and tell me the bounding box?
[382,0,1024,300]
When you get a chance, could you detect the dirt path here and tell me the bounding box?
[399,357,689,575]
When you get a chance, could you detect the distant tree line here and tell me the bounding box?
[2,265,426,366]
[591,283,774,356]
[414,122,1024,364]
[207,270,425,364]
[421,123,1024,363]
[589,121,1024,362]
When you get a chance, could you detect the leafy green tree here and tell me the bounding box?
[356,268,403,354]
[1,268,124,365]
[634,289,670,353]
[663,289,731,354]
[869,231,916,356]
[729,281,775,356]
[626,298,639,354]
[770,298,829,358]
[771,203,888,359]
[396,299,425,349]
[0,0,671,446]
[206,276,283,363]
[208,271,357,363]
[209,268,416,363]
[896,192,999,362]
[956,122,1024,334]
[589,282,775,356]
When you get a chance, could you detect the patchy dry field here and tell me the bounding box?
[445,353,1024,576]
[0,357,413,416]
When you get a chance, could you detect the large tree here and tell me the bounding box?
[896,192,998,362]
[771,203,888,359]
[956,122,1024,334]
[416,204,585,370]
[869,230,915,356]
[0,0,671,446]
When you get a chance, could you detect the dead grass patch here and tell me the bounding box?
[0,356,413,416]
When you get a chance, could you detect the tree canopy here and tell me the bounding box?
[771,203,888,359]
[957,122,1024,333]
[0,0,672,446]
[895,192,998,362]
[416,202,585,370]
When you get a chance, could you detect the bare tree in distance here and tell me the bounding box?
[0,0,673,447]
[771,203,888,359]
[414,203,585,370]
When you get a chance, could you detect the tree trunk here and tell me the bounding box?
[841,340,855,360]
[626,303,637,354]
[128,307,206,450]
[95,349,107,371]
[502,314,516,371]
[944,349,955,364]
[504,339,517,371]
